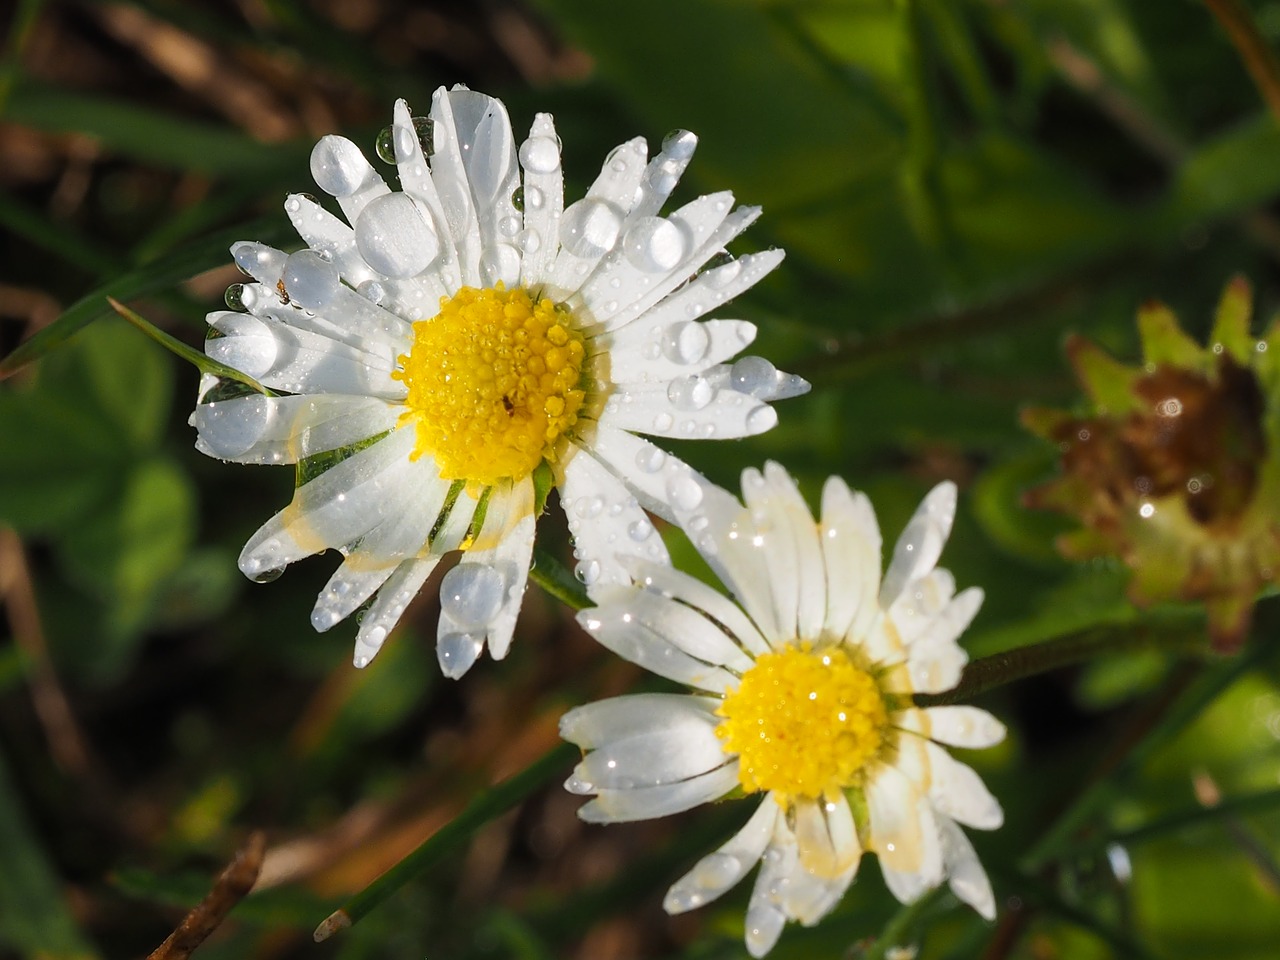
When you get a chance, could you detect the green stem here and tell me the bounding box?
[916,612,1210,708]
[312,742,577,941]
[1074,786,1280,857]
[862,888,943,960]
[529,546,590,611]
[1202,0,1280,123]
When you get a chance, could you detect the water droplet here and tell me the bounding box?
[440,563,506,630]
[635,447,666,473]
[250,566,285,583]
[498,215,521,238]
[510,186,525,212]
[667,375,715,411]
[653,412,674,431]
[525,185,544,210]
[282,250,341,311]
[519,135,560,174]
[355,192,440,278]
[730,356,777,397]
[662,321,710,364]
[310,135,372,198]
[481,243,521,285]
[575,559,601,585]
[661,129,697,160]
[438,632,482,679]
[665,474,703,511]
[560,198,623,258]
[357,279,387,304]
[375,125,396,163]
[628,518,653,542]
[623,216,687,272]
[206,315,278,378]
[224,284,246,310]
[517,229,541,254]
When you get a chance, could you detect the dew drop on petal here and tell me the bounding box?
[310,135,372,198]
[517,229,541,254]
[628,518,653,542]
[662,321,710,364]
[623,216,686,272]
[661,129,697,160]
[355,192,440,278]
[635,447,666,473]
[665,474,704,512]
[519,135,561,174]
[374,125,396,164]
[440,563,506,630]
[667,375,716,411]
[575,559,601,585]
[250,566,285,584]
[525,185,544,210]
[730,356,778,397]
[438,632,483,679]
[357,279,387,305]
[282,250,341,311]
[560,198,623,258]
[224,284,246,310]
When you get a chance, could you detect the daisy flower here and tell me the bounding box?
[191,86,807,677]
[561,463,1004,956]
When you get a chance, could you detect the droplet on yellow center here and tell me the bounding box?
[716,643,888,804]
[393,285,586,488]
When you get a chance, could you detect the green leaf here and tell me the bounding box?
[0,216,295,378]
[0,752,100,959]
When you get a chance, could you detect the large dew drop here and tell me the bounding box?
[662,321,710,365]
[437,632,482,679]
[310,136,373,198]
[206,314,278,378]
[282,250,341,311]
[439,563,506,630]
[623,216,686,272]
[519,135,560,174]
[355,193,440,278]
[667,375,716,411]
[560,198,623,259]
[730,356,778,397]
[192,394,273,459]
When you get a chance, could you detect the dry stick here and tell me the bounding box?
[0,527,99,783]
[146,831,267,960]
[1202,0,1280,122]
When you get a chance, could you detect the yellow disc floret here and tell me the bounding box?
[716,643,889,805]
[393,285,586,489]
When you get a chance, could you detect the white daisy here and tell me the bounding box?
[561,463,1004,957]
[190,86,807,678]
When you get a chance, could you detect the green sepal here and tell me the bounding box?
[1066,334,1141,415]
[1138,300,1207,371]
[1210,274,1255,363]
[532,459,556,516]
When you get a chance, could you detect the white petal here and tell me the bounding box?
[904,640,968,695]
[880,481,957,609]
[518,112,565,288]
[560,693,722,750]
[620,556,770,657]
[352,556,442,668]
[665,798,778,914]
[592,318,757,385]
[310,562,396,632]
[744,463,826,642]
[599,377,776,441]
[579,423,711,523]
[745,836,793,958]
[923,741,1003,830]
[938,814,996,920]
[545,137,648,301]
[285,194,377,289]
[451,90,521,287]
[610,582,755,674]
[889,569,958,645]
[191,394,398,464]
[576,595,741,693]
[442,477,536,666]
[628,128,697,221]
[866,764,943,900]
[557,443,669,591]
[576,761,738,823]
[910,586,983,653]
[427,86,486,286]
[390,98,459,303]
[237,427,418,579]
[230,241,286,287]
[205,311,404,399]
[920,705,1007,750]
[819,476,882,644]
[792,793,860,879]
[568,712,726,792]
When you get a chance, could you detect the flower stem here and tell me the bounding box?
[312,742,576,941]
[1202,0,1280,123]
[916,612,1211,708]
[862,887,943,960]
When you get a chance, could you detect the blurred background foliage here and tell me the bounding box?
[1,0,1280,958]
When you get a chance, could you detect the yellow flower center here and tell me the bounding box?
[393,285,586,489]
[716,643,888,804]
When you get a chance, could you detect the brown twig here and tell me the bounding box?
[1202,0,1280,123]
[146,831,267,960]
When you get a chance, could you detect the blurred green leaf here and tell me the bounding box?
[0,751,100,959]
